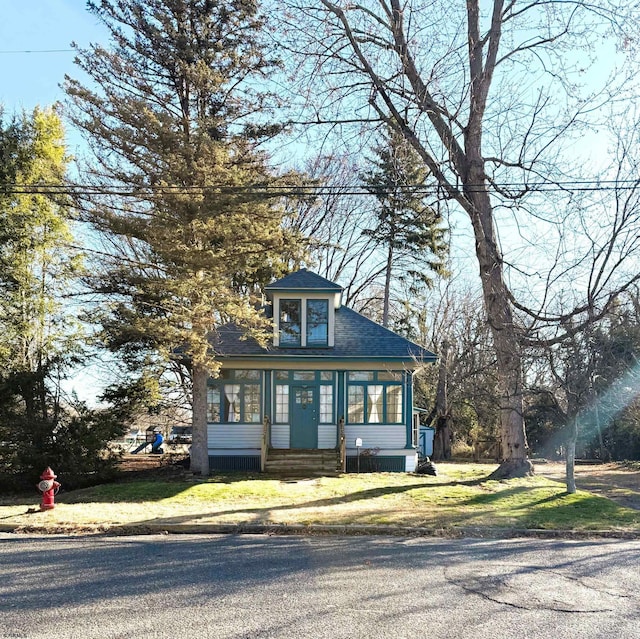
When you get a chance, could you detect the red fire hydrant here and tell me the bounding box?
[37,467,61,511]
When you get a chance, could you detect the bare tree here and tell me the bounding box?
[277,0,640,477]
[287,151,410,314]
[416,279,500,458]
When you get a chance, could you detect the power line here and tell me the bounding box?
[0,49,74,54]
[2,179,640,198]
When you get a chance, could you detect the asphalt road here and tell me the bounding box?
[1,533,639,639]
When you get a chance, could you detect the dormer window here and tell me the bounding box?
[267,270,342,349]
[279,299,301,346]
[307,299,328,346]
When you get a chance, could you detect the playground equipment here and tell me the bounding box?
[132,428,164,454]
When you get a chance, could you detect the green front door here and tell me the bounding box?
[290,386,318,449]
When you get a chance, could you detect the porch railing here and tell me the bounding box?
[338,416,346,472]
[261,415,270,472]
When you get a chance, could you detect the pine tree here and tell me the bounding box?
[0,107,119,488]
[65,0,306,474]
[0,106,80,422]
[361,126,448,327]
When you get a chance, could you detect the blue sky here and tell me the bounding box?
[0,2,110,403]
[0,1,106,114]
[0,1,625,406]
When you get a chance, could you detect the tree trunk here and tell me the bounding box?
[382,244,393,328]
[481,258,533,478]
[470,189,533,478]
[566,421,578,493]
[431,340,451,461]
[190,363,210,476]
[432,417,452,461]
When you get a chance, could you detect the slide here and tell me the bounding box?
[131,441,150,454]
[132,432,164,454]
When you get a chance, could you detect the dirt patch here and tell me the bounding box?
[116,453,190,481]
[535,461,640,510]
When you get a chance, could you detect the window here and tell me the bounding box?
[224,384,241,422]
[207,388,221,423]
[273,371,335,424]
[348,386,365,423]
[275,385,289,423]
[207,370,262,423]
[367,385,384,423]
[280,299,301,346]
[347,371,404,424]
[234,369,260,380]
[412,414,420,448]
[386,385,403,423]
[349,371,374,381]
[293,371,315,381]
[307,299,328,346]
[319,385,333,423]
[244,384,261,423]
[378,371,402,381]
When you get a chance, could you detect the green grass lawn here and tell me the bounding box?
[2,462,639,535]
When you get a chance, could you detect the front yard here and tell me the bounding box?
[2,462,640,536]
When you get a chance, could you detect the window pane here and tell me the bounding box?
[275,385,289,423]
[280,300,301,346]
[386,385,403,423]
[412,414,419,447]
[293,371,314,381]
[320,371,333,381]
[348,371,374,381]
[235,369,260,380]
[367,385,384,423]
[244,384,261,423]
[307,299,328,345]
[223,384,241,422]
[378,371,402,381]
[319,385,333,423]
[348,386,364,423]
[275,370,289,380]
[207,387,220,423]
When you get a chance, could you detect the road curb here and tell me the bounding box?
[2,520,640,540]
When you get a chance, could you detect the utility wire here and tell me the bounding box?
[2,179,640,198]
[0,49,74,54]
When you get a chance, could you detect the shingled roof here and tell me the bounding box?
[213,305,436,364]
[265,269,343,293]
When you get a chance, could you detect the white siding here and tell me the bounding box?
[271,424,290,449]
[207,424,262,449]
[344,424,406,449]
[209,449,260,455]
[318,424,337,449]
[405,452,418,472]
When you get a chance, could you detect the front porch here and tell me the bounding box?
[206,414,418,475]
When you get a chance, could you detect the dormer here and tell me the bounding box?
[265,269,343,348]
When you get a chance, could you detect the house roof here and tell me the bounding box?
[265,268,343,293]
[213,305,436,364]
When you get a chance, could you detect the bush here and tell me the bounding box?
[0,402,127,493]
[451,439,474,459]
